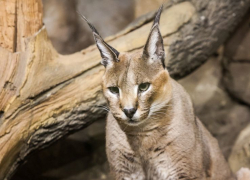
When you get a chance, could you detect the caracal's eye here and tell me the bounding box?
[139,83,150,92]
[108,87,119,94]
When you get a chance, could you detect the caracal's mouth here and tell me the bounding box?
[113,111,150,127]
[128,119,139,124]
[125,111,152,126]
[125,116,148,126]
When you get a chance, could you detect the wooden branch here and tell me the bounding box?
[0,0,250,179]
[0,0,43,52]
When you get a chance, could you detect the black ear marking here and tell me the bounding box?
[142,5,165,68]
[77,12,120,67]
[153,5,163,27]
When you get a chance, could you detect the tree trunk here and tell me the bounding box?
[0,0,250,179]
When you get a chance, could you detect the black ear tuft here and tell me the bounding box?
[153,5,163,27]
[142,5,165,68]
[77,12,120,67]
[77,12,100,36]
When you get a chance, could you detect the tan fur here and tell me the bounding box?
[104,51,235,180]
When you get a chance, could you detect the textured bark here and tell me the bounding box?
[0,0,250,179]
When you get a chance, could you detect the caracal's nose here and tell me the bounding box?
[123,108,137,118]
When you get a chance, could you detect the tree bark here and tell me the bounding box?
[0,0,250,179]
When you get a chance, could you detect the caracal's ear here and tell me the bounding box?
[78,13,120,67]
[143,5,165,68]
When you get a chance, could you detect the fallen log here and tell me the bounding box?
[0,0,250,179]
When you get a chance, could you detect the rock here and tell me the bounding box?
[224,14,250,62]
[229,124,250,173]
[236,168,250,180]
[223,62,250,105]
[179,55,250,158]
[223,12,250,106]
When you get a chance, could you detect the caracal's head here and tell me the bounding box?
[81,6,172,126]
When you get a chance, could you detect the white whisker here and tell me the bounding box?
[95,105,110,112]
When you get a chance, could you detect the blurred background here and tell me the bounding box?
[12,0,250,179]
[41,0,162,55]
